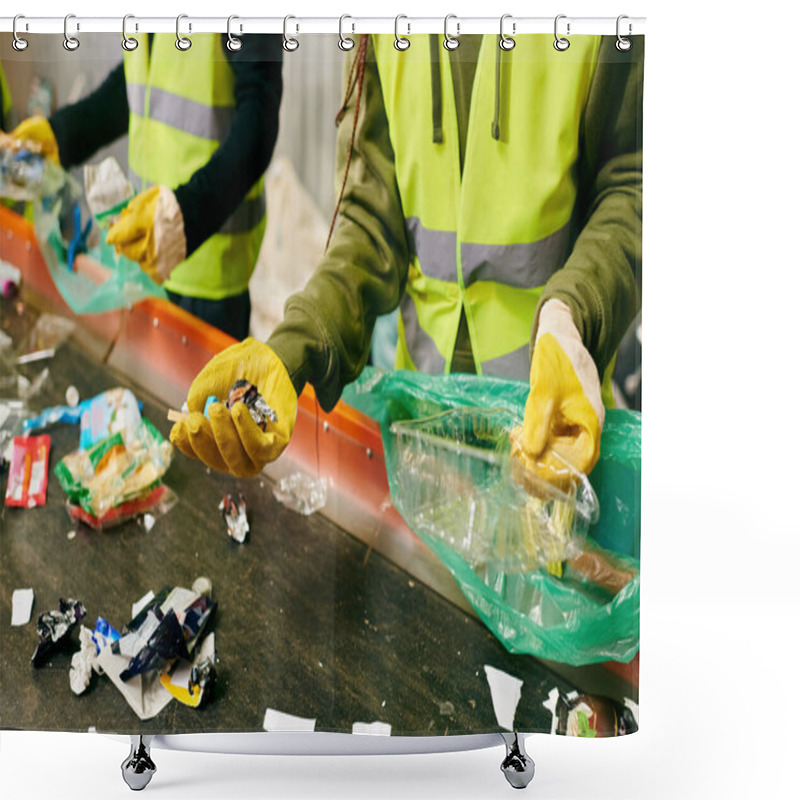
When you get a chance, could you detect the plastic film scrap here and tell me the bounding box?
[226,380,278,431]
[220,493,249,543]
[27,388,178,529]
[13,147,166,314]
[272,471,328,516]
[31,598,86,667]
[342,368,641,666]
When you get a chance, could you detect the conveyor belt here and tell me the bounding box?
[1,304,578,736]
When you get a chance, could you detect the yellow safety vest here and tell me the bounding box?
[373,34,609,387]
[123,34,266,300]
[1,63,13,129]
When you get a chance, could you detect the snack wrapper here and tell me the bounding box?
[5,435,51,508]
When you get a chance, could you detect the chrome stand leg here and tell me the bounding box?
[121,735,157,791]
[500,732,535,789]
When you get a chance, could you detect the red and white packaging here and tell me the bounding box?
[4,435,51,508]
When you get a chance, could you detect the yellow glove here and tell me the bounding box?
[518,299,605,486]
[169,339,297,478]
[10,116,60,164]
[106,185,186,283]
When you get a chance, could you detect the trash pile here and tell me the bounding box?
[17,386,175,529]
[0,133,67,202]
[31,584,217,720]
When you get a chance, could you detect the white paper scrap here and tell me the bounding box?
[131,590,155,619]
[352,721,391,736]
[484,665,523,731]
[11,588,34,626]
[542,687,560,735]
[97,646,173,721]
[263,708,316,732]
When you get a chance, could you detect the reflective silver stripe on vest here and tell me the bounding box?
[460,222,571,289]
[481,343,531,381]
[219,192,267,235]
[405,217,457,282]
[126,83,234,141]
[127,82,147,117]
[400,293,446,373]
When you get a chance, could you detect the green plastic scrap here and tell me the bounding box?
[33,187,165,315]
[342,367,641,666]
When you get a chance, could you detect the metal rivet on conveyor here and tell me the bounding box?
[323,421,329,432]
[153,318,159,328]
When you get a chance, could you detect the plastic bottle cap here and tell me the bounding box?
[192,577,213,597]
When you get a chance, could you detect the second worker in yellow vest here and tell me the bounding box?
[8,34,283,340]
[170,34,642,483]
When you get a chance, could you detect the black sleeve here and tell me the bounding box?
[48,62,129,169]
[174,34,283,257]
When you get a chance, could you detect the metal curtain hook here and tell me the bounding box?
[394,15,410,50]
[443,14,460,51]
[499,14,515,51]
[176,14,192,51]
[12,14,28,51]
[227,15,242,51]
[616,14,632,51]
[554,14,570,51]
[122,15,138,51]
[283,15,299,52]
[63,14,79,51]
[339,15,355,51]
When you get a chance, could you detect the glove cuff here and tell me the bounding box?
[153,187,187,282]
[536,299,605,428]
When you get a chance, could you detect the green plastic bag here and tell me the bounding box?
[342,367,640,666]
[32,184,166,315]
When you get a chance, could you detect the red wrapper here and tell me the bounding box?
[5,435,51,508]
[66,483,169,530]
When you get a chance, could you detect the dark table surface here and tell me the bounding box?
[0,300,577,737]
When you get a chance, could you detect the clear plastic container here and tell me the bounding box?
[389,408,599,574]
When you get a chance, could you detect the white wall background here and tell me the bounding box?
[2,1,799,800]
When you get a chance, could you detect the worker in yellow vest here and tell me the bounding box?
[7,34,282,340]
[170,34,642,483]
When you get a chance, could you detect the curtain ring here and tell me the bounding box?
[176,14,192,51]
[616,15,632,51]
[394,15,410,51]
[227,15,242,52]
[12,15,28,52]
[63,14,80,51]
[122,15,138,51]
[554,14,570,51]
[443,14,460,51]
[499,14,515,51]
[283,15,299,52]
[338,15,355,51]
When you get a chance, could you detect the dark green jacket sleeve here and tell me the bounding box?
[268,38,408,411]
[534,36,644,378]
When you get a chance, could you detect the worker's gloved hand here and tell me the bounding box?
[106,185,186,284]
[517,299,605,486]
[169,339,297,478]
[10,116,60,165]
